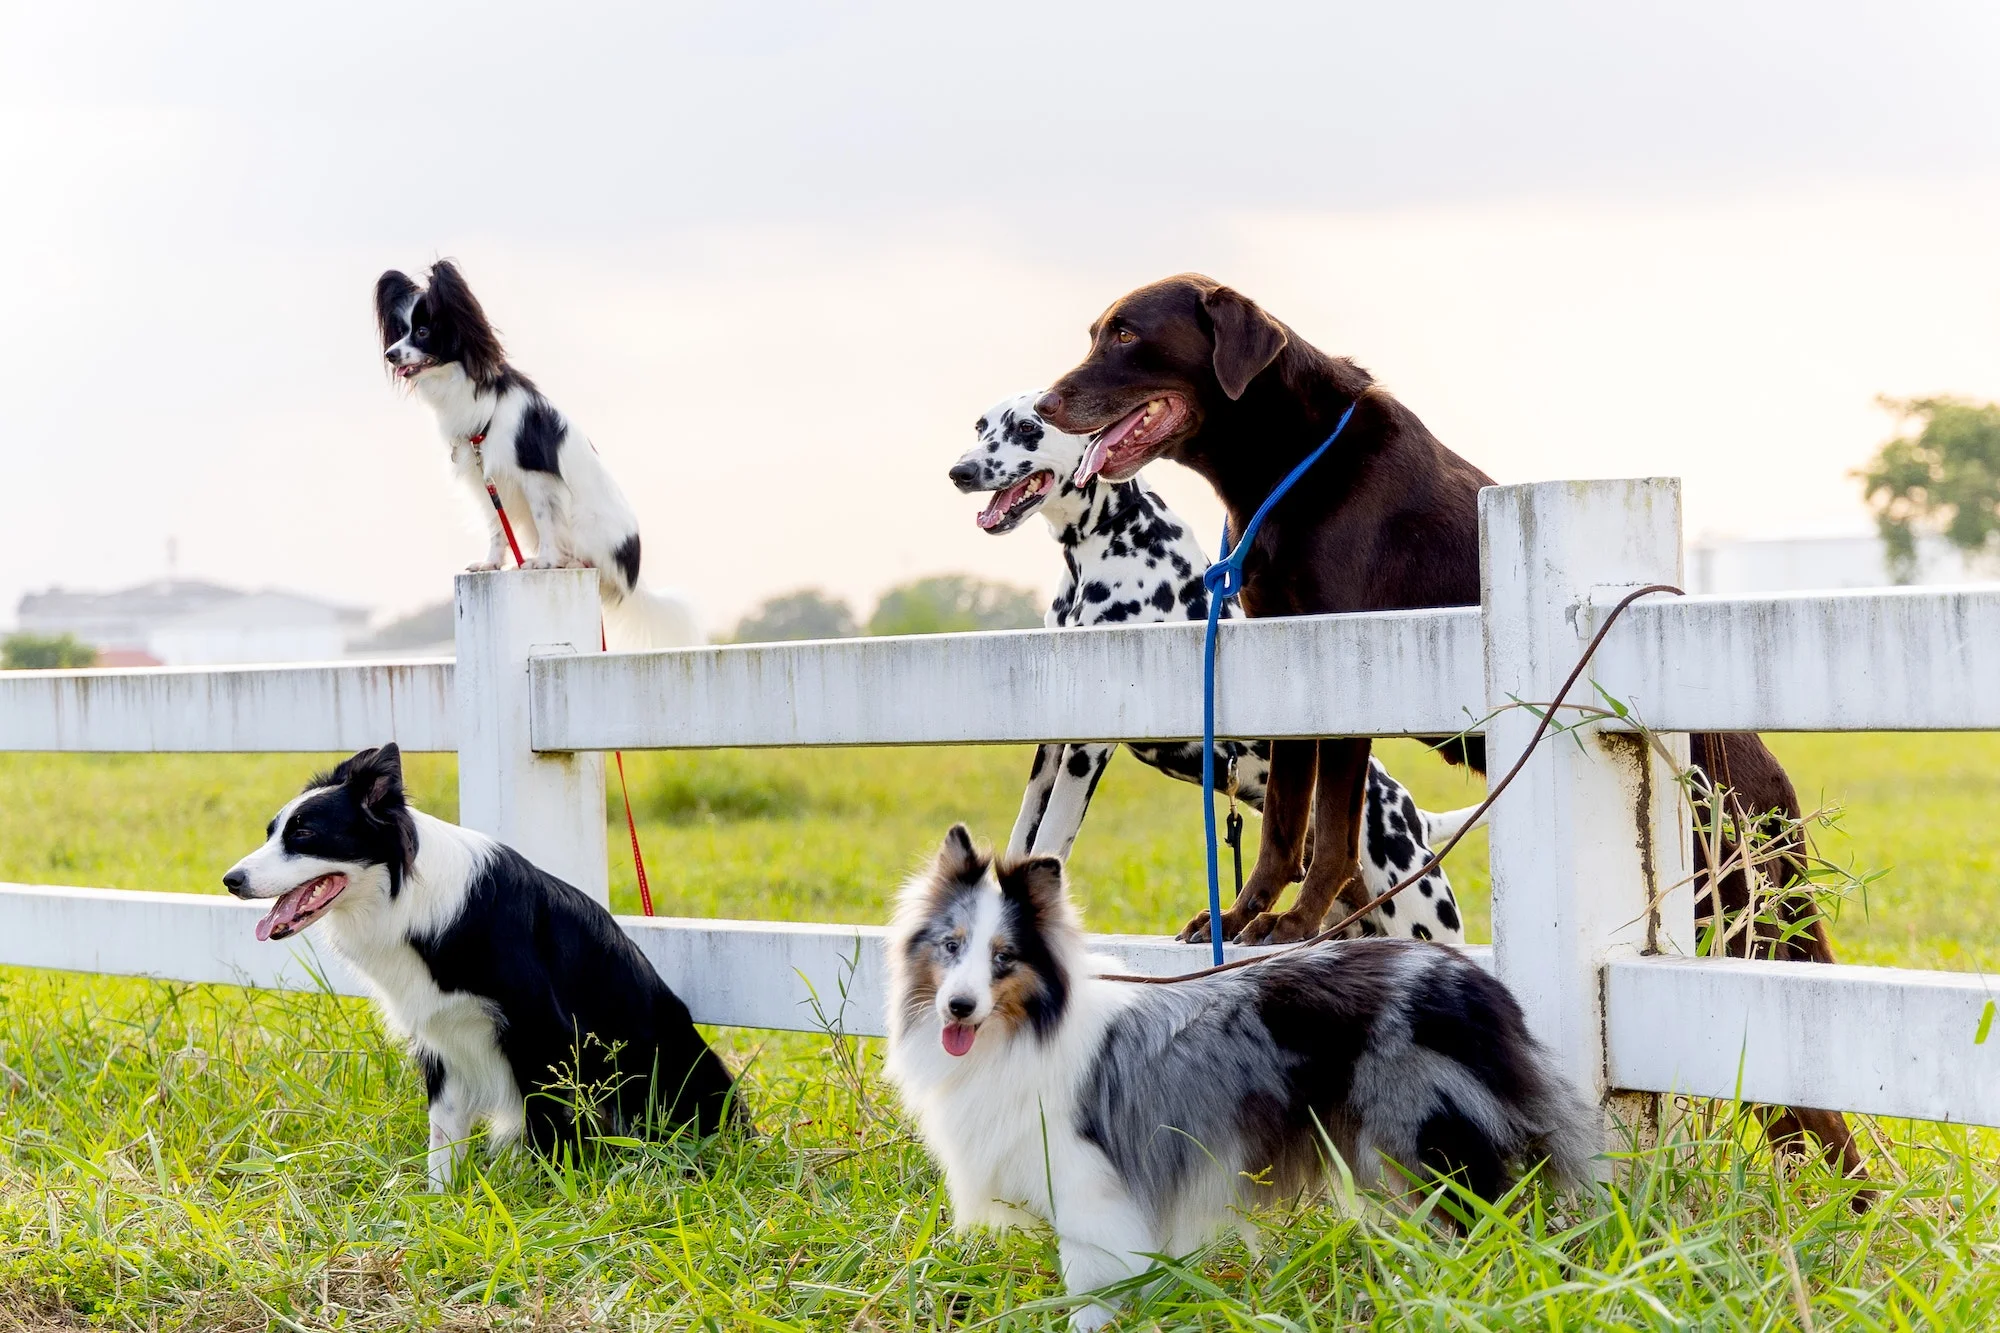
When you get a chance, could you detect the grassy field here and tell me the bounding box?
[3,734,1999,1328]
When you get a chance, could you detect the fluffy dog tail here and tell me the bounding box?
[603,585,703,651]
[1513,1041,1605,1195]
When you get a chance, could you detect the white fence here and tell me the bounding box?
[3,478,1998,1130]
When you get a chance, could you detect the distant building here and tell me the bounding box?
[346,599,455,658]
[1687,533,1994,595]
[15,579,369,666]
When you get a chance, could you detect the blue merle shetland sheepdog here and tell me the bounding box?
[223,744,740,1189]
[375,259,700,649]
[885,826,1597,1330]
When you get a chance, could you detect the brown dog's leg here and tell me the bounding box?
[1235,738,1371,946]
[1693,732,1868,1197]
[1179,739,1316,943]
[1754,1105,1874,1210]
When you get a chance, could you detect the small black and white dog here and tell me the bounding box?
[375,260,699,649]
[223,744,739,1188]
[886,827,1596,1330]
[950,393,1476,945]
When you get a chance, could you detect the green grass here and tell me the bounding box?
[3,734,1999,1328]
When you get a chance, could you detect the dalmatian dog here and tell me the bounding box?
[947,393,1479,944]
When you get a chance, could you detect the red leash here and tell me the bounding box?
[477,433,656,916]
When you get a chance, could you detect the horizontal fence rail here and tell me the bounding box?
[1589,586,2000,733]
[530,610,1485,750]
[0,659,456,753]
[1607,955,2000,1129]
[0,883,1487,1037]
[8,883,1995,1123]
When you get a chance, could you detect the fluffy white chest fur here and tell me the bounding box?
[888,969,1137,1234]
[317,812,525,1184]
[415,366,638,577]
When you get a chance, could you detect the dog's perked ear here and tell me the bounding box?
[334,743,406,813]
[1203,285,1288,400]
[375,270,418,348]
[423,259,507,386]
[996,855,1064,915]
[934,823,986,884]
[333,743,420,892]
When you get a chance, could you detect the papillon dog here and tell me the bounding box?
[375,259,700,648]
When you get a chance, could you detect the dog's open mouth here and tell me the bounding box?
[392,361,431,381]
[255,873,348,942]
[1073,393,1191,484]
[976,471,1054,533]
[942,1022,977,1056]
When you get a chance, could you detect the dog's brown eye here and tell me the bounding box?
[1115,329,1136,345]
[415,327,429,339]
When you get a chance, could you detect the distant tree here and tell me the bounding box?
[867,575,1043,636]
[2,632,98,669]
[1859,396,2000,583]
[730,588,860,643]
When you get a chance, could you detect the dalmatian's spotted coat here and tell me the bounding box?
[948,392,1477,943]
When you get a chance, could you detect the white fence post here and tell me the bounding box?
[454,570,609,905]
[1481,479,1695,1119]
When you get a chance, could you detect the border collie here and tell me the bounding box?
[375,259,700,649]
[223,744,739,1188]
[885,826,1597,1330]
[949,392,1477,945]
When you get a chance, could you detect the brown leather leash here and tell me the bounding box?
[1101,583,1683,985]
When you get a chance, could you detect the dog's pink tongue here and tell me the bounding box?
[1073,433,1113,485]
[255,886,306,942]
[941,1023,976,1057]
[1073,406,1148,484]
[254,874,344,943]
[976,491,1015,531]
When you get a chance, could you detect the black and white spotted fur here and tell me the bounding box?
[886,827,1597,1331]
[949,393,1477,943]
[223,745,739,1189]
[376,260,700,649]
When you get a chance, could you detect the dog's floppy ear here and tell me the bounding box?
[997,854,1065,916]
[424,259,506,385]
[935,823,985,884]
[1204,285,1287,400]
[375,270,418,349]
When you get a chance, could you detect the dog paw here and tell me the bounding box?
[1177,907,1246,943]
[465,561,502,573]
[1235,909,1317,946]
[523,555,562,570]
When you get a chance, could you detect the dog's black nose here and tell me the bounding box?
[947,460,982,491]
[947,996,976,1020]
[1034,390,1064,421]
[222,869,249,896]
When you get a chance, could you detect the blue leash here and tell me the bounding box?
[1198,400,1358,963]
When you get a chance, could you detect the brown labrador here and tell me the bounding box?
[1038,273,1863,1185]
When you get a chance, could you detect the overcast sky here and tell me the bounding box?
[4,1,1997,632]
